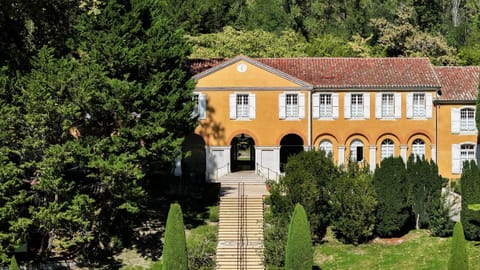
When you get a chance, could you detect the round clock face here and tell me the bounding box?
[237,63,247,73]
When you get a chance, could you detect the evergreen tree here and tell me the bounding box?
[329,163,377,245]
[285,203,313,270]
[448,222,469,270]
[9,255,20,270]
[162,203,188,270]
[407,155,445,229]
[460,161,480,240]
[270,150,340,240]
[0,0,197,262]
[373,157,412,237]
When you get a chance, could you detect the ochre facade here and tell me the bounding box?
[187,56,479,180]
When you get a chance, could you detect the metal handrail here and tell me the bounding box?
[256,163,281,182]
[237,182,246,270]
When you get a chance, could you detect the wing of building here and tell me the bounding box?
[182,55,480,181]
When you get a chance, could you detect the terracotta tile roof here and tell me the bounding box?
[189,57,441,89]
[434,66,480,102]
[258,57,441,89]
[188,58,226,75]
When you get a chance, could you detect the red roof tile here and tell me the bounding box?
[190,57,442,89]
[434,66,480,102]
[258,57,441,89]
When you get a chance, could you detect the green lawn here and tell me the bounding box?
[315,229,480,270]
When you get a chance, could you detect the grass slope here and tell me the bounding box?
[315,229,480,270]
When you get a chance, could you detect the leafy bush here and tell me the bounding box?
[208,206,219,222]
[285,204,313,270]
[373,157,412,237]
[270,151,340,241]
[460,161,480,240]
[429,193,455,237]
[448,222,469,270]
[187,225,217,270]
[329,164,377,245]
[263,212,288,269]
[162,203,188,270]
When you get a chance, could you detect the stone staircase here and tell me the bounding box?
[215,171,266,185]
[216,195,265,270]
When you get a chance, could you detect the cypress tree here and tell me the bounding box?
[460,160,480,240]
[373,157,412,237]
[285,203,313,270]
[162,203,188,270]
[10,255,20,270]
[407,155,444,229]
[448,222,468,270]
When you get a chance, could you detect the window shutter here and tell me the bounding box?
[452,144,461,174]
[298,93,305,119]
[375,93,382,118]
[199,93,207,119]
[426,93,433,118]
[249,93,256,119]
[332,93,339,119]
[364,93,370,119]
[344,93,351,119]
[229,93,236,119]
[406,93,413,118]
[395,93,402,118]
[279,93,286,119]
[451,108,460,134]
[312,93,320,119]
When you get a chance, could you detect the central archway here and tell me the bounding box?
[230,134,255,172]
[280,134,304,172]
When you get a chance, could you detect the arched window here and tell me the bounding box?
[319,140,333,156]
[381,139,394,160]
[411,139,425,159]
[460,108,475,132]
[350,140,364,162]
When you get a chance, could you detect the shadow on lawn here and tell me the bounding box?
[131,180,221,261]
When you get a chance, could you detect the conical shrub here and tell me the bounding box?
[285,203,313,270]
[448,222,468,270]
[162,203,188,270]
[10,255,20,270]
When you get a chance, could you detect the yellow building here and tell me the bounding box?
[183,55,479,181]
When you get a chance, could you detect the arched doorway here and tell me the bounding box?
[182,134,206,183]
[231,134,255,172]
[280,134,304,172]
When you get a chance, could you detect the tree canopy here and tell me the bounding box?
[0,0,196,263]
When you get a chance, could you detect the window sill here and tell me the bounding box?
[281,118,302,121]
[456,131,478,135]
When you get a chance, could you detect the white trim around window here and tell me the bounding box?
[451,107,476,134]
[279,92,305,120]
[375,92,401,119]
[193,93,207,120]
[406,92,432,119]
[313,93,339,119]
[452,142,478,174]
[344,93,370,119]
[229,93,256,120]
